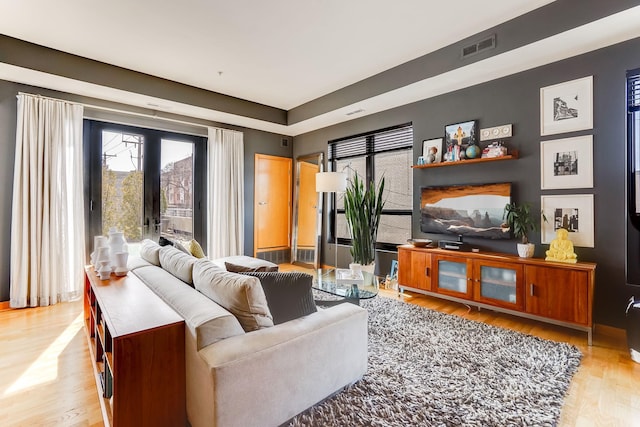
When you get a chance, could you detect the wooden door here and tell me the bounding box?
[254,154,292,253]
[296,161,319,248]
[524,265,589,325]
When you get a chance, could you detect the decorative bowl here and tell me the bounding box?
[407,238,433,248]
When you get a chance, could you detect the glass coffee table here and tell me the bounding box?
[312,268,379,306]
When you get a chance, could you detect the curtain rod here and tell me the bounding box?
[16,91,222,134]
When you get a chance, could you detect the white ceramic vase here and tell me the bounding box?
[114,252,129,276]
[108,229,127,271]
[95,246,110,270]
[98,260,111,280]
[92,235,108,267]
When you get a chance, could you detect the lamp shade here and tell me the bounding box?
[316,171,347,193]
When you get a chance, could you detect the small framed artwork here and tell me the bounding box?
[541,194,594,247]
[389,260,398,280]
[444,120,478,161]
[540,135,593,189]
[422,138,443,164]
[540,76,593,136]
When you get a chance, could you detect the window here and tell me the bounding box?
[628,68,640,229]
[85,120,206,256]
[329,123,413,250]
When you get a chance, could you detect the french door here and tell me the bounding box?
[84,120,206,256]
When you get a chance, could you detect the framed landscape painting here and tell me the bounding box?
[541,194,594,247]
[540,135,593,189]
[540,76,593,136]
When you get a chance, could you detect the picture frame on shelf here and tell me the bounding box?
[541,194,594,247]
[389,260,398,280]
[540,135,593,190]
[444,120,478,162]
[540,76,593,136]
[422,138,443,164]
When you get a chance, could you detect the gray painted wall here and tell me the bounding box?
[293,36,640,328]
[0,80,291,302]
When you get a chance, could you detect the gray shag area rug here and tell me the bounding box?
[288,296,581,427]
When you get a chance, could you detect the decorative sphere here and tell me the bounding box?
[466,144,480,159]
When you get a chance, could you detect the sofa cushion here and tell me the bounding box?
[213,255,278,272]
[224,261,276,273]
[140,239,161,266]
[241,272,317,324]
[159,246,197,285]
[128,256,154,271]
[189,239,206,259]
[193,258,274,332]
[132,265,245,350]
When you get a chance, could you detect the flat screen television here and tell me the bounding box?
[420,182,511,239]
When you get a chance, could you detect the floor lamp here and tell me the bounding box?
[316,171,347,271]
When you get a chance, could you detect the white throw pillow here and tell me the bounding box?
[159,245,196,285]
[140,239,161,266]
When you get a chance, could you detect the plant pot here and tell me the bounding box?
[360,262,376,286]
[517,243,535,258]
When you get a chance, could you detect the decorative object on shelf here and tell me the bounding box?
[545,228,578,263]
[114,252,129,276]
[540,135,593,190]
[444,120,477,162]
[422,138,443,164]
[91,235,108,267]
[407,238,433,248]
[107,227,128,271]
[481,141,508,158]
[417,155,426,165]
[503,202,547,258]
[540,76,593,136]
[344,172,385,268]
[480,124,513,141]
[95,246,110,270]
[541,194,594,247]
[465,142,481,159]
[98,260,111,280]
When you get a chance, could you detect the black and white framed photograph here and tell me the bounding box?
[540,135,593,189]
[541,194,594,247]
[422,138,443,164]
[540,76,593,136]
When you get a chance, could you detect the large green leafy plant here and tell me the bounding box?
[343,173,386,265]
[503,202,545,244]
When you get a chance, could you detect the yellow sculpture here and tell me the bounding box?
[545,228,578,263]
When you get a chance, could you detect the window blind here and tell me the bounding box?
[328,123,413,160]
[628,68,640,112]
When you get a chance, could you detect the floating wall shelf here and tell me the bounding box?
[412,150,519,169]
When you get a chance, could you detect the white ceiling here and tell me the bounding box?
[1,0,640,135]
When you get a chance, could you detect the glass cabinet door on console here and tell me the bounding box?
[473,261,524,311]
[433,255,473,298]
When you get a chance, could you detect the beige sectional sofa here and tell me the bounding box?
[128,240,368,427]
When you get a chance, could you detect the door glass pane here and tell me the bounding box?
[160,139,194,242]
[438,260,467,293]
[101,130,144,253]
[480,266,517,303]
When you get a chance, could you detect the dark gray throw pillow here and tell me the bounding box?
[240,272,317,324]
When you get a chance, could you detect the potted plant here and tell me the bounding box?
[503,202,546,258]
[344,173,385,270]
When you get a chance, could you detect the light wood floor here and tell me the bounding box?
[1,264,639,426]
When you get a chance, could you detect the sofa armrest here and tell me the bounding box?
[196,303,368,427]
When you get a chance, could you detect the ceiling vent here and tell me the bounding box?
[461,34,496,59]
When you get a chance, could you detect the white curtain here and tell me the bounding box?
[207,127,244,259]
[10,94,86,308]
